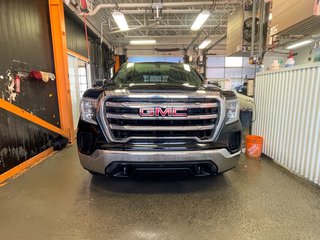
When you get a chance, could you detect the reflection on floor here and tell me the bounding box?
[1,145,320,240]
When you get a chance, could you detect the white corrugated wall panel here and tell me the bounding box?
[253,63,320,185]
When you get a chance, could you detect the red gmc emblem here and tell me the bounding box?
[139,107,187,117]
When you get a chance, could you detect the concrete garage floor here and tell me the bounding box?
[1,145,320,240]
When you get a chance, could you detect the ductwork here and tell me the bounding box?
[81,1,235,16]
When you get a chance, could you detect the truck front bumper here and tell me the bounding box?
[78,148,241,176]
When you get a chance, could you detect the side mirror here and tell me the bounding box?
[206,79,220,87]
[205,79,212,85]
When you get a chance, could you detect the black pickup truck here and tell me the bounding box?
[77,62,241,177]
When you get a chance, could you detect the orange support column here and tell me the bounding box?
[114,55,120,73]
[48,0,75,143]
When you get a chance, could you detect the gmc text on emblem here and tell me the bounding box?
[139,107,188,117]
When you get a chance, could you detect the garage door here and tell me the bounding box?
[206,56,256,89]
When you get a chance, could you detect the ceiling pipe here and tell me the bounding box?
[120,9,231,14]
[108,25,227,34]
[204,35,227,53]
[123,35,225,38]
[109,25,227,30]
[186,29,204,51]
[126,42,198,46]
[108,22,158,34]
[155,48,181,52]
[125,48,183,51]
[199,25,221,44]
[80,1,232,16]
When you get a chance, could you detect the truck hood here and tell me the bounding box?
[82,83,236,100]
[121,83,216,93]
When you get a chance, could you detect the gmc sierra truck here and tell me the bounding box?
[77,62,241,177]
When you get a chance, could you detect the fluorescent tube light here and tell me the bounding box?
[198,39,212,49]
[130,40,156,45]
[286,39,314,50]
[191,10,210,31]
[112,11,129,31]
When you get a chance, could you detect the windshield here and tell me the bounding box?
[113,62,203,87]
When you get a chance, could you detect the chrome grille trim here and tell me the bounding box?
[109,124,216,131]
[106,113,218,120]
[106,102,218,108]
[96,93,226,143]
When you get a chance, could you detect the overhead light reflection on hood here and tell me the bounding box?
[183,64,191,72]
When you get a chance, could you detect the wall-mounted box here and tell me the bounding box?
[227,7,245,56]
[270,0,320,36]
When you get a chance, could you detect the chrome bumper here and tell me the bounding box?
[78,149,240,174]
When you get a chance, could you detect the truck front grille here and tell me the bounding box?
[101,97,222,143]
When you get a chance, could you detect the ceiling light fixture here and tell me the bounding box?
[130,40,156,45]
[286,39,314,49]
[199,39,212,49]
[112,11,129,31]
[191,10,210,31]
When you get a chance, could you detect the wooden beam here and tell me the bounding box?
[49,0,75,143]
[0,147,55,186]
[0,99,68,138]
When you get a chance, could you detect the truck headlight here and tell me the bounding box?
[226,98,240,124]
[80,98,98,124]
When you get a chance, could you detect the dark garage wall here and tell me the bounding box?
[64,7,115,82]
[0,0,60,126]
[0,108,58,174]
[65,9,89,58]
[0,0,60,174]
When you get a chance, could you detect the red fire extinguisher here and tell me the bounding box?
[15,75,21,94]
